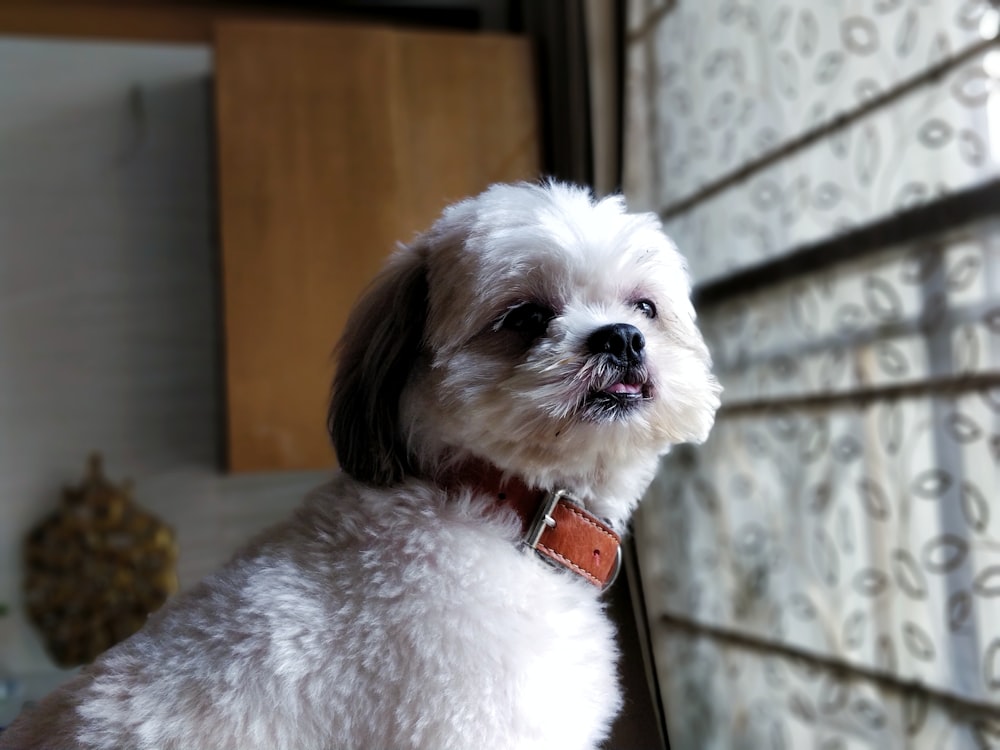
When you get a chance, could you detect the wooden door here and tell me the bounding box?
[215,19,540,472]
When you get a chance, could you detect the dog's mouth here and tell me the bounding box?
[583,372,652,418]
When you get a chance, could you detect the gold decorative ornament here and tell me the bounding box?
[23,454,178,667]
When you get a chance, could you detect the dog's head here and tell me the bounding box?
[329,182,720,524]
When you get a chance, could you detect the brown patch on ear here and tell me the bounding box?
[328,244,428,485]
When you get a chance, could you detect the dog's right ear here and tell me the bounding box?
[328,242,429,485]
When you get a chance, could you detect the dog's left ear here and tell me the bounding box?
[328,242,429,485]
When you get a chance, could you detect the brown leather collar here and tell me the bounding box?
[443,461,622,590]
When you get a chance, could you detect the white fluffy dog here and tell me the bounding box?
[1,181,719,750]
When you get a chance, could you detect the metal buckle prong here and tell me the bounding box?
[522,489,567,552]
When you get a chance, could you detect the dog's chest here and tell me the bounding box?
[323,509,624,748]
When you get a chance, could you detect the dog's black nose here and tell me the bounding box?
[587,323,645,366]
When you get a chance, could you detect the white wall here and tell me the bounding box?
[0,36,330,702]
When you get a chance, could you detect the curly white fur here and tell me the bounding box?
[0,181,719,750]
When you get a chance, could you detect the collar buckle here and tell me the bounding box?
[522,488,567,552]
[522,489,622,592]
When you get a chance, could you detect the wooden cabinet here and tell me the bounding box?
[215,20,540,472]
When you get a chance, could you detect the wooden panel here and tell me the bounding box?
[215,20,540,471]
[391,28,542,229]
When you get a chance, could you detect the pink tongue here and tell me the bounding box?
[605,382,642,395]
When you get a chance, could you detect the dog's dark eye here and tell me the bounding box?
[498,302,555,338]
[634,299,657,319]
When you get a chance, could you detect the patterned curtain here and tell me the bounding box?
[624,2,1000,748]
